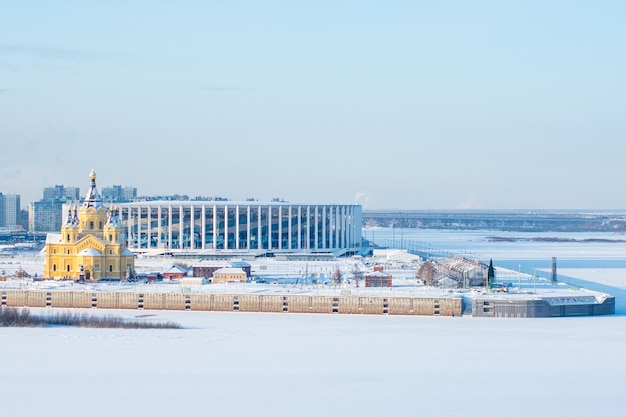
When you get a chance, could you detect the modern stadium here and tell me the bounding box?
[116,201,363,258]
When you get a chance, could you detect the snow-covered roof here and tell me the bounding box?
[371,249,421,263]
[438,256,486,272]
[365,271,392,277]
[214,267,246,275]
[79,248,102,257]
[164,264,188,273]
[193,260,231,267]
[45,233,62,244]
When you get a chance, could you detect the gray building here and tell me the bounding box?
[0,193,20,228]
[29,200,64,232]
[29,185,80,232]
[43,185,80,202]
[102,185,137,202]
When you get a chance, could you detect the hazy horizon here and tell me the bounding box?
[1,2,624,210]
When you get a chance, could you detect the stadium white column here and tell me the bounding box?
[288,206,292,250]
[352,206,357,247]
[356,206,363,246]
[126,207,132,248]
[179,205,184,249]
[337,206,341,249]
[157,205,162,248]
[134,207,139,249]
[147,205,151,248]
[348,206,353,247]
[224,204,228,250]
[338,206,343,248]
[270,205,275,249]
[246,205,251,250]
[339,206,344,248]
[257,205,262,250]
[278,205,283,250]
[168,205,173,250]
[336,206,341,249]
[141,206,145,247]
[266,205,270,249]
[328,206,333,249]
[313,206,319,249]
[134,206,139,249]
[201,205,206,250]
[343,207,350,248]
[328,206,334,249]
[322,206,327,249]
[212,204,217,249]
[190,204,195,250]
[305,206,311,250]
[297,206,302,250]
[343,206,348,248]
[235,205,240,249]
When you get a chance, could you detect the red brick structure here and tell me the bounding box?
[365,271,392,287]
[162,264,188,280]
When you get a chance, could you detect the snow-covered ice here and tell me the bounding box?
[1,229,625,417]
[1,306,624,417]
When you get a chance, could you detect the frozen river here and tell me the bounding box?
[1,228,626,416]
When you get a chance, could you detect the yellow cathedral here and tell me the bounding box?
[44,169,135,281]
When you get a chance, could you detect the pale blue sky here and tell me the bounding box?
[1,1,624,209]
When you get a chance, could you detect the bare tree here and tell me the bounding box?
[418,261,437,287]
[351,264,364,287]
[332,265,342,285]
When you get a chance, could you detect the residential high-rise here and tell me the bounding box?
[43,185,80,202]
[29,200,64,232]
[0,193,21,228]
[102,185,137,203]
[29,185,80,232]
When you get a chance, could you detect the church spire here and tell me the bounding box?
[82,168,103,209]
[64,206,74,226]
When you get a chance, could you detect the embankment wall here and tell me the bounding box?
[0,290,462,316]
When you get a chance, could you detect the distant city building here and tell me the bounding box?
[102,185,137,203]
[30,185,81,232]
[43,169,134,281]
[29,200,64,232]
[43,185,80,202]
[3,194,20,227]
[0,193,20,228]
[18,209,29,230]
